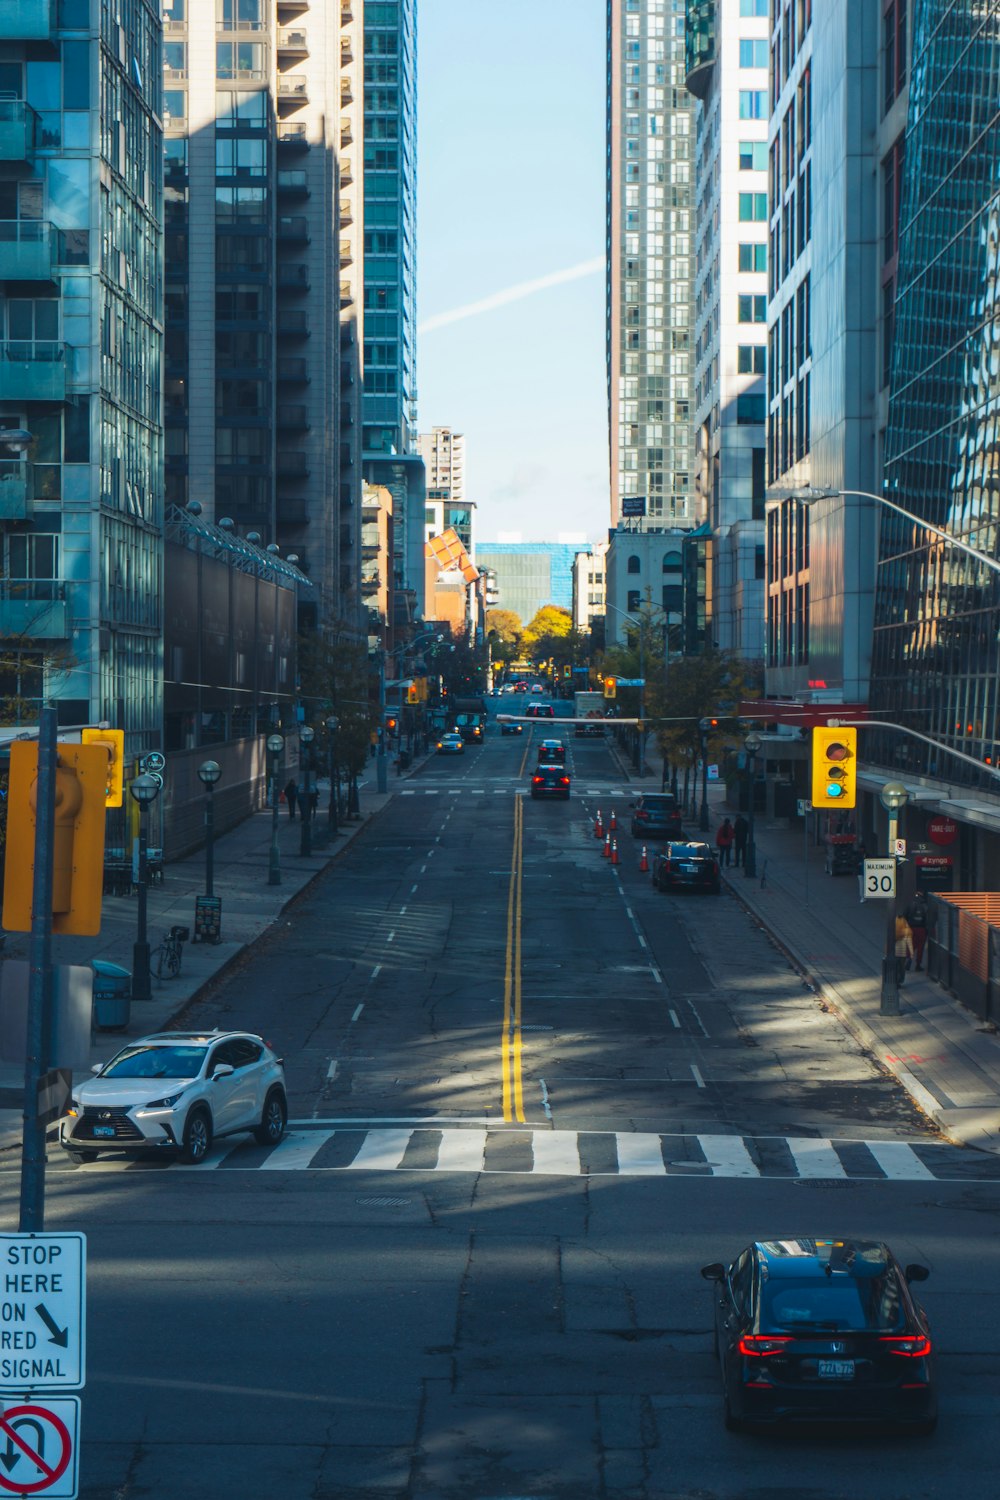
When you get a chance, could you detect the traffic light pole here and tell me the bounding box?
[20,706,57,1233]
[880,809,902,1017]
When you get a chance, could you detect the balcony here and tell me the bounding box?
[339,199,353,229]
[277,169,309,198]
[340,115,353,146]
[277,262,309,292]
[340,76,353,107]
[340,34,353,65]
[0,461,29,519]
[277,357,308,384]
[277,74,308,109]
[276,309,309,338]
[361,570,380,594]
[277,404,309,430]
[277,499,309,525]
[339,157,353,186]
[277,123,309,151]
[277,26,308,56]
[276,0,308,11]
[0,220,52,281]
[361,539,380,559]
[0,580,66,638]
[277,451,309,477]
[277,214,309,243]
[0,340,65,401]
[341,0,353,20]
[0,100,39,164]
[339,281,353,308]
[0,0,52,39]
[338,239,354,268]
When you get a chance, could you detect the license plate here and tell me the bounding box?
[92,1125,116,1138]
[680,863,696,873]
[818,1359,854,1379]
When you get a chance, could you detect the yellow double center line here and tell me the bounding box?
[501,793,525,1122]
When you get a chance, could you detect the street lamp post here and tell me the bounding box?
[698,718,711,832]
[129,773,161,1004]
[299,725,315,856]
[266,734,283,885]
[743,732,761,879]
[376,649,388,794]
[326,715,340,837]
[879,780,909,1016]
[792,486,1000,576]
[197,760,221,897]
[604,601,650,775]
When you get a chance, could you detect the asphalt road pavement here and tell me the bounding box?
[9,719,1000,1499]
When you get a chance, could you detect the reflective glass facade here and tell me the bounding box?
[870,0,1000,788]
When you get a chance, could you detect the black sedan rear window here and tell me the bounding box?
[641,796,676,810]
[763,1274,905,1332]
[667,843,712,858]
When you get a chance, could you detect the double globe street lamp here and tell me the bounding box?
[197,760,221,898]
[743,732,761,879]
[299,725,315,857]
[879,780,909,1018]
[129,772,161,1004]
[266,733,284,885]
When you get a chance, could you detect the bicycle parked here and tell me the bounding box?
[154,925,189,980]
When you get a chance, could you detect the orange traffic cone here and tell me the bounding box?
[609,808,618,832]
[639,844,649,872]
[603,832,611,859]
[594,809,604,839]
[611,837,620,866]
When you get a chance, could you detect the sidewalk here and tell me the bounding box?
[0,756,424,1150]
[635,741,1000,1154]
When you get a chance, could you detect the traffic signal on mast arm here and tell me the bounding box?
[81,726,125,806]
[3,740,108,934]
[811,725,858,809]
[603,676,617,699]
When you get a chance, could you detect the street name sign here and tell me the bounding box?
[614,678,646,687]
[863,859,896,900]
[0,1236,85,1392]
[0,1397,79,1497]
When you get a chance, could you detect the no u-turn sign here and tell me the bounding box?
[0,1398,79,1497]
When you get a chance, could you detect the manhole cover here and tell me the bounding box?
[355,1196,412,1207]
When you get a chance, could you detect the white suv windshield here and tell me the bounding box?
[102,1046,207,1079]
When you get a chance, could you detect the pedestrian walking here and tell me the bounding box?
[733,814,749,867]
[905,892,929,971]
[894,914,914,986]
[715,817,735,868]
[284,777,298,821]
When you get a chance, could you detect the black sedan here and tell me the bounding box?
[537,738,566,763]
[500,719,523,736]
[630,792,683,839]
[701,1239,936,1433]
[530,764,571,800]
[651,841,720,894]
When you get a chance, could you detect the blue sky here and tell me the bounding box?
[417,1,609,544]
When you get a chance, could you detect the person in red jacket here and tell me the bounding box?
[715,817,734,867]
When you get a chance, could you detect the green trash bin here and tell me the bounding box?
[92,960,132,1031]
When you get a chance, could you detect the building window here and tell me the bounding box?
[737,393,766,425]
[738,242,767,273]
[739,90,767,119]
[883,0,907,115]
[738,294,767,323]
[738,192,768,222]
[739,39,769,68]
[627,590,641,612]
[740,0,768,12]
[881,278,895,389]
[627,554,641,574]
[737,345,766,373]
[738,140,767,172]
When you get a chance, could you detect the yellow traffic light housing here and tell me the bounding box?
[3,741,108,934]
[604,676,617,699]
[811,726,857,809]
[81,726,125,806]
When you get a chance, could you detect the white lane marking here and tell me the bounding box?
[259,1130,335,1170]
[651,969,663,985]
[399,906,407,916]
[351,1003,364,1023]
[691,1064,706,1089]
[531,1131,582,1175]
[669,1010,681,1029]
[687,1002,709,1038]
[327,1059,338,1080]
[786,1138,846,1178]
[386,931,396,943]
[420,864,428,874]
[370,963,382,980]
[539,1077,552,1121]
[636,934,648,949]
[699,1134,760,1178]
[410,883,418,894]
[435,1128,487,1172]
[625,908,635,920]
[616,1133,667,1175]
[347,1129,413,1171]
[865,1140,935,1180]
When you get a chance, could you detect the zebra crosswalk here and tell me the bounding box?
[96,1124,998,1180]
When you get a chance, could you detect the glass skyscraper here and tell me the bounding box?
[871,0,1000,790]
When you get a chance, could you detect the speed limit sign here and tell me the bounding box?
[863,858,896,899]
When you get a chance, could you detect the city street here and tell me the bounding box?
[7,721,1000,1499]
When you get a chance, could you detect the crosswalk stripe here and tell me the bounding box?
[699,1134,760,1178]
[346,1128,413,1170]
[258,1129,335,1170]
[531,1130,583,1175]
[864,1140,935,1180]
[616,1132,666,1175]
[786,1138,846,1178]
[435,1127,486,1172]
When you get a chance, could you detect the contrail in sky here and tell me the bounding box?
[419,255,604,334]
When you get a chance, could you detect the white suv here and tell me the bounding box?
[60,1030,287,1165]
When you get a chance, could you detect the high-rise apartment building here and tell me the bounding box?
[163,0,358,629]
[686,0,767,658]
[764,0,881,703]
[0,0,162,750]
[361,0,425,617]
[417,425,464,506]
[607,0,695,531]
